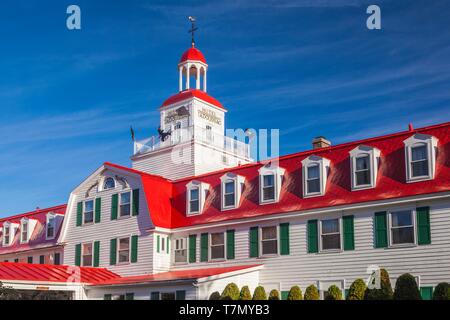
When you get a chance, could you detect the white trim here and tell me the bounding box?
[350,145,380,190]
[404,133,438,183]
[301,155,330,198]
[19,218,30,244]
[209,232,226,261]
[186,180,210,216]
[259,225,279,257]
[45,212,57,240]
[81,241,94,267]
[220,173,245,210]
[118,190,132,218]
[387,207,417,248]
[319,217,342,253]
[258,164,285,204]
[117,235,131,265]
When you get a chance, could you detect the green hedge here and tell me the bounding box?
[304,285,320,300]
[287,286,303,300]
[364,268,393,300]
[209,291,221,300]
[433,283,450,300]
[325,285,342,300]
[268,289,280,300]
[347,279,367,300]
[221,283,240,300]
[393,273,421,300]
[253,286,267,300]
[239,286,252,300]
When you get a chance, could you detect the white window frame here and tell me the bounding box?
[258,164,285,204]
[81,242,94,267]
[388,208,417,248]
[174,238,187,264]
[117,236,131,264]
[83,199,95,225]
[302,155,330,198]
[220,173,245,210]
[103,177,116,191]
[259,225,279,257]
[119,191,132,218]
[319,218,342,252]
[186,180,210,216]
[404,134,438,183]
[2,222,12,246]
[46,213,57,240]
[209,232,226,261]
[350,145,380,190]
[20,218,29,244]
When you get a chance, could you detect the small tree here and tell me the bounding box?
[221,283,240,300]
[364,268,394,300]
[347,279,367,300]
[433,282,450,300]
[304,285,320,300]
[268,289,280,300]
[252,286,267,300]
[325,285,342,300]
[0,281,22,300]
[287,286,303,300]
[209,291,221,300]
[239,286,252,300]
[393,273,421,300]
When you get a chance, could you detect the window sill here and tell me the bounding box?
[259,199,278,205]
[118,215,131,220]
[209,259,226,263]
[318,249,342,254]
[387,243,417,249]
[116,261,131,266]
[406,176,433,183]
[351,184,375,191]
[303,192,324,199]
[257,254,279,259]
[82,222,95,226]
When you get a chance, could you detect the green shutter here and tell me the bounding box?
[188,235,196,263]
[132,189,140,216]
[131,235,138,263]
[249,227,259,257]
[110,238,117,265]
[166,237,170,254]
[420,286,433,300]
[374,212,388,248]
[280,223,290,255]
[176,290,186,300]
[281,291,289,300]
[75,244,81,266]
[226,230,235,259]
[76,202,83,226]
[343,215,355,251]
[417,207,431,245]
[27,256,33,264]
[151,292,160,300]
[104,294,112,300]
[94,198,101,223]
[307,220,318,253]
[156,235,160,253]
[200,233,209,262]
[93,241,100,267]
[111,194,118,220]
[125,293,134,300]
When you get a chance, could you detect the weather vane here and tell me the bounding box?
[188,16,198,47]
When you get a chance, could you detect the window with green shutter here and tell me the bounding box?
[104,294,112,300]
[420,286,433,300]
[76,202,83,227]
[200,233,209,262]
[307,220,318,253]
[95,198,101,223]
[188,235,196,263]
[226,230,235,259]
[131,235,138,263]
[343,215,355,251]
[176,290,186,300]
[416,206,431,245]
[374,212,388,248]
[93,241,100,267]
[249,227,259,257]
[111,194,118,220]
[125,293,134,300]
[132,189,140,216]
[75,244,81,266]
[151,292,160,300]
[110,238,117,265]
[280,223,290,255]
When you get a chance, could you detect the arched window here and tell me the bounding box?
[103,177,116,190]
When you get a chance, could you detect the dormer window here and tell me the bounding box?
[103,177,116,190]
[3,223,11,246]
[46,214,56,239]
[186,180,210,215]
[301,156,330,197]
[404,134,438,182]
[258,164,285,204]
[350,145,380,190]
[220,173,245,210]
[20,219,29,243]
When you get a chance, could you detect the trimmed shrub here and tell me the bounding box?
[364,268,394,300]
[239,286,252,300]
[304,285,320,300]
[325,285,343,300]
[433,282,450,300]
[268,289,280,300]
[209,291,221,300]
[393,273,421,300]
[287,286,303,300]
[347,279,367,300]
[221,283,240,300]
[252,286,267,300]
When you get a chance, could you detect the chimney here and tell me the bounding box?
[312,136,331,149]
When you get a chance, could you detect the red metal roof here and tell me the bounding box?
[0,262,119,284]
[0,205,67,255]
[161,89,225,110]
[180,47,206,64]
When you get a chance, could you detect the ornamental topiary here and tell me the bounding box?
[433,282,450,300]
[239,286,252,300]
[393,273,421,300]
[364,268,394,300]
[287,286,303,300]
[209,291,221,300]
[347,279,367,300]
[304,284,320,300]
[221,283,240,300]
[268,289,280,300]
[252,286,267,300]
[325,285,343,300]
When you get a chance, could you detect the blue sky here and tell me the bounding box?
[1,0,449,216]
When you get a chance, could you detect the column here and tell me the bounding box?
[179,67,183,92]
[196,65,200,89]
[203,70,207,92]
[186,64,190,89]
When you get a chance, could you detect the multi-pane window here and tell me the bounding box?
[104,177,115,190]
[262,175,275,201]
[210,233,225,260]
[189,188,200,213]
[120,192,131,217]
[3,225,10,245]
[224,180,235,208]
[307,164,321,194]
[261,226,278,255]
[321,219,341,250]
[410,144,429,178]
[47,216,56,239]
[84,200,94,224]
[355,155,371,186]
[82,243,93,266]
[21,220,28,243]
[118,237,130,263]
[390,210,414,245]
[175,238,187,263]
